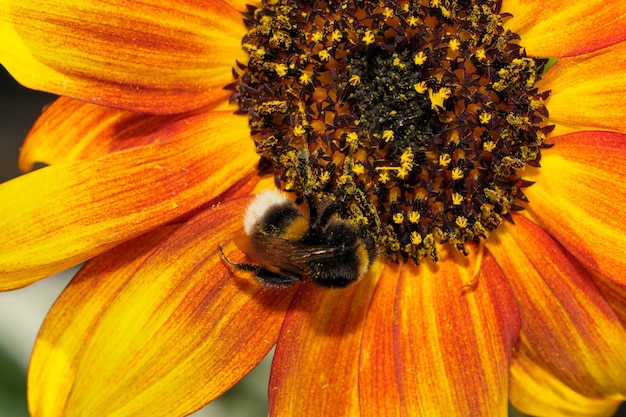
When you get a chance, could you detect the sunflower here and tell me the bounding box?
[2,0,626,415]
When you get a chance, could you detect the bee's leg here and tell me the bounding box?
[254,269,301,287]
[219,245,300,287]
[218,244,260,272]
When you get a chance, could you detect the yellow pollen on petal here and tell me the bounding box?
[393,56,405,68]
[408,211,420,223]
[274,63,288,77]
[378,171,390,184]
[331,29,343,42]
[530,98,544,111]
[452,193,464,205]
[293,124,307,136]
[318,49,331,62]
[536,131,546,142]
[398,148,415,179]
[349,74,361,86]
[413,51,427,66]
[479,112,492,124]
[483,141,496,152]
[311,31,324,43]
[319,171,331,184]
[439,153,452,167]
[410,231,422,245]
[451,167,464,180]
[382,129,394,142]
[428,87,451,110]
[455,216,468,228]
[448,38,460,52]
[299,73,313,85]
[345,131,359,145]
[255,46,267,58]
[475,47,486,61]
[362,30,375,45]
[353,162,365,175]
[393,212,404,224]
[414,81,427,94]
[407,15,420,27]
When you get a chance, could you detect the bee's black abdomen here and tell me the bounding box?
[309,220,374,288]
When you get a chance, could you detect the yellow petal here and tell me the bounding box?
[489,216,626,414]
[524,131,626,286]
[28,225,178,417]
[29,198,294,417]
[537,41,626,137]
[223,0,250,12]
[19,97,189,171]
[0,111,255,290]
[510,359,621,417]
[0,0,247,113]
[359,249,520,416]
[268,261,383,416]
[502,0,626,57]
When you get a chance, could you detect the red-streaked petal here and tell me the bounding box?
[19,97,191,171]
[591,272,626,330]
[502,0,626,57]
[0,111,256,290]
[0,0,247,113]
[537,42,626,137]
[489,216,626,415]
[510,358,622,417]
[359,249,520,416]
[268,261,383,416]
[523,131,626,286]
[29,198,295,417]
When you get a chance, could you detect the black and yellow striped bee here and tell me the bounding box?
[220,189,375,288]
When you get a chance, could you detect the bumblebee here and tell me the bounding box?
[220,190,376,288]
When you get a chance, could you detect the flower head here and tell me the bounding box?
[1,0,626,416]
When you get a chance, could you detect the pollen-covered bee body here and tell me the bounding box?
[222,190,375,288]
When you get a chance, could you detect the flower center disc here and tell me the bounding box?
[231,0,552,263]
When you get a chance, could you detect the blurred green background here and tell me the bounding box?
[1,66,624,417]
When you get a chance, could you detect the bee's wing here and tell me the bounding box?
[233,235,345,276]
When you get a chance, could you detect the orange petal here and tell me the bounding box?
[268,261,383,416]
[359,249,520,416]
[523,131,626,286]
[0,111,256,290]
[19,97,191,171]
[0,0,247,113]
[29,198,294,417]
[537,41,626,137]
[489,216,626,414]
[502,0,626,57]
